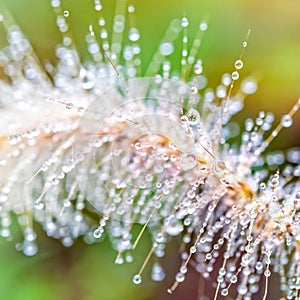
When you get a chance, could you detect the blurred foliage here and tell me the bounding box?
[0,0,299,299]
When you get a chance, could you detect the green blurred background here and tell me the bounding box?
[0,0,299,299]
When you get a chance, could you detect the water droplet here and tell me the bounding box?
[63,200,71,208]
[113,15,125,33]
[94,0,102,11]
[216,85,226,98]
[63,10,69,17]
[222,73,231,86]
[151,263,165,281]
[23,241,38,256]
[180,152,197,171]
[241,77,257,94]
[199,22,208,31]
[187,108,200,125]
[175,272,185,282]
[243,41,248,47]
[165,216,183,236]
[34,200,44,210]
[129,28,140,42]
[231,71,239,81]
[194,60,203,75]
[205,253,212,260]
[134,141,142,150]
[51,0,60,8]
[237,284,248,295]
[180,115,189,125]
[221,289,229,296]
[181,17,189,28]
[133,274,142,284]
[159,42,174,56]
[281,114,293,128]
[190,246,197,253]
[191,86,198,94]
[128,5,135,13]
[234,59,243,70]
[115,256,124,264]
[260,182,266,190]
[255,262,263,271]
[93,228,102,239]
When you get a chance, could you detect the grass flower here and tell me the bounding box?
[0,1,299,299]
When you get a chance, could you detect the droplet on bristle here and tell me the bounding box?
[231,71,239,81]
[199,21,208,31]
[133,274,142,284]
[234,59,243,70]
[181,17,189,28]
[128,5,135,13]
[281,114,293,128]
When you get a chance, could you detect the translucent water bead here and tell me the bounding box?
[151,263,165,281]
[187,108,201,125]
[234,59,243,70]
[132,274,142,284]
[281,114,293,127]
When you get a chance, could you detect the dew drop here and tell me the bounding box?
[129,28,140,42]
[192,60,202,74]
[187,108,200,125]
[159,42,174,56]
[255,261,263,271]
[222,73,231,86]
[63,10,69,17]
[63,200,71,208]
[241,77,257,94]
[180,152,197,171]
[243,41,248,47]
[23,242,38,256]
[281,114,293,128]
[115,256,124,264]
[231,71,239,81]
[151,263,165,281]
[133,274,142,284]
[200,22,208,31]
[34,200,44,210]
[191,86,198,94]
[221,288,229,296]
[93,228,102,239]
[165,217,183,236]
[180,115,189,124]
[237,284,248,295]
[234,59,243,70]
[175,272,185,282]
[128,5,135,13]
[51,0,60,8]
[134,141,142,150]
[181,17,189,28]
[190,246,197,253]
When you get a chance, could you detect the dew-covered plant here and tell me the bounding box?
[0,1,299,299]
